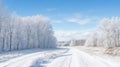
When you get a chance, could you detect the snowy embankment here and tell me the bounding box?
[0,47,120,67]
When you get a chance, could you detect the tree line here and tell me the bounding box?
[0,3,57,52]
[85,17,120,48]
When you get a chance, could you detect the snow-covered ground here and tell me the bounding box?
[0,48,68,67]
[46,48,120,67]
[0,47,120,67]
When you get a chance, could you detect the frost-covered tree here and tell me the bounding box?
[85,32,98,47]
[0,2,12,51]
[98,17,120,48]
[85,17,120,48]
[0,2,57,52]
[70,39,76,46]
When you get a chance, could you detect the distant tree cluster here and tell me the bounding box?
[85,17,120,48]
[0,3,56,51]
[70,39,85,46]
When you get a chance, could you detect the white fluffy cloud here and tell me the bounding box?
[54,30,93,41]
[67,18,94,25]
[51,13,99,25]
[66,15,99,25]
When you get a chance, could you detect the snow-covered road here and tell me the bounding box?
[0,49,67,67]
[47,48,120,67]
[0,51,49,67]
[0,48,120,67]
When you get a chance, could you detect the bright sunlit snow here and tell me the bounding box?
[0,47,120,67]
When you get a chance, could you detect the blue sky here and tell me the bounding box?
[3,0,120,40]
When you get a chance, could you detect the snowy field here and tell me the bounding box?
[0,47,120,67]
